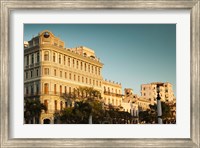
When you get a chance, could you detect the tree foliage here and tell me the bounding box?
[139,101,174,124]
[24,98,46,124]
[55,86,133,124]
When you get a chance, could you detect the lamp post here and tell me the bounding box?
[156,85,163,124]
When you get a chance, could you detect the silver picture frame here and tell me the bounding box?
[0,0,199,147]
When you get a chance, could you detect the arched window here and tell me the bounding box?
[68,57,70,66]
[54,84,56,94]
[44,100,48,113]
[54,100,57,111]
[53,53,56,62]
[31,54,34,64]
[60,101,63,110]
[81,62,83,70]
[59,55,61,64]
[31,85,34,94]
[60,85,62,95]
[104,86,106,92]
[64,56,66,65]
[44,51,49,61]
[37,52,40,62]
[44,83,49,94]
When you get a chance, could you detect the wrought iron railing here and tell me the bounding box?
[103,91,122,97]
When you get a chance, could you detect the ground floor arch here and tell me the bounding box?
[43,118,51,124]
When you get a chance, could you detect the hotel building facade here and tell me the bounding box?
[24,30,123,124]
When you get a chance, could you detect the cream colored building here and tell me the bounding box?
[102,79,122,107]
[140,82,175,105]
[24,30,104,124]
[137,97,151,111]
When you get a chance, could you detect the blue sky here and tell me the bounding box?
[24,24,176,96]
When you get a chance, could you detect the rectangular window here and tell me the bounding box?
[37,52,39,63]
[53,53,55,62]
[60,101,63,110]
[64,56,66,65]
[31,71,33,78]
[36,69,39,76]
[76,61,79,69]
[68,57,70,66]
[74,74,76,81]
[59,55,61,64]
[73,59,75,67]
[69,73,71,79]
[65,86,67,93]
[44,51,49,61]
[82,77,84,83]
[27,55,29,65]
[54,69,56,76]
[81,62,83,70]
[54,100,57,111]
[44,68,49,75]
[60,85,62,95]
[78,76,80,82]
[90,79,91,84]
[44,100,48,113]
[26,87,29,94]
[31,86,34,94]
[36,84,39,94]
[31,54,34,64]
[60,71,62,77]
[54,84,56,94]
[85,63,87,71]
[26,71,28,79]
[88,65,90,72]
[86,78,88,84]
[65,72,67,78]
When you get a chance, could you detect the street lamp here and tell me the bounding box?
[156,85,163,124]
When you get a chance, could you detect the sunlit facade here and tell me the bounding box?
[141,82,175,105]
[24,30,104,124]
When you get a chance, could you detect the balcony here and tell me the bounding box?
[104,91,122,97]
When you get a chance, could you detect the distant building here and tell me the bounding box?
[102,80,122,107]
[140,82,175,105]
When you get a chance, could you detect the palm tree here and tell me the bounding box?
[59,86,103,124]
[24,98,46,124]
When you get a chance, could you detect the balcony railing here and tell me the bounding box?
[24,62,41,69]
[104,91,122,97]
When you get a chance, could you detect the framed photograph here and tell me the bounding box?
[1,0,199,147]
